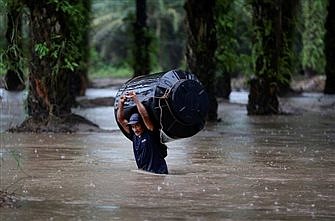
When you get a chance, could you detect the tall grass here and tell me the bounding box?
[88,64,133,79]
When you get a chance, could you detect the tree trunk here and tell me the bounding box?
[184,0,218,121]
[4,2,25,91]
[324,0,335,94]
[26,2,73,118]
[133,0,151,77]
[247,77,279,115]
[6,1,98,132]
[215,73,231,99]
[247,0,281,115]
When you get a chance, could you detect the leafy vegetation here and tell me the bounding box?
[0,0,26,79]
[216,0,253,77]
[89,0,185,77]
[0,0,331,82]
[301,0,328,75]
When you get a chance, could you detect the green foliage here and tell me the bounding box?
[1,0,87,79]
[64,58,79,72]
[33,0,89,76]
[88,47,132,78]
[90,0,185,75]
[0,0,27,77]
[34,43,49,59]
[90,1,134,70]
[48,0,78,15]
[89,64,132,78]
[152,2,185,70]
[216,0,253,77]
[60,1,87,73]
[277,43,294,85]
[301,0,328,74]
[0,44,25,75]
[0,2,6,53]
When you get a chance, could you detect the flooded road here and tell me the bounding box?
[1,88,335,220]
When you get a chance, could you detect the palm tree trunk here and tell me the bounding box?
[26,2,75,118]
[184,0,218,121]
[133,0,151,77]
[247,0,281,115]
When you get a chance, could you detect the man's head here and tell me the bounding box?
[128,113,144,136]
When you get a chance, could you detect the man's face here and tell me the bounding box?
[131,122,144,136]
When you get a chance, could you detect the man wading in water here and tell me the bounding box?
[117,91,168,174]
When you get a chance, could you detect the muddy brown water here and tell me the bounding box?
[1,88,335,220]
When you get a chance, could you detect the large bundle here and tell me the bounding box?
[114,70,208,141]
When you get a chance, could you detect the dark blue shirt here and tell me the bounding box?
[131,130,168,174]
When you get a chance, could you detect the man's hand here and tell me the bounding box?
[119,95,126,106]
[126,91,139,103]
[126,91,154,131]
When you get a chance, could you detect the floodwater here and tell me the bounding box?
[1,88,335,220]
